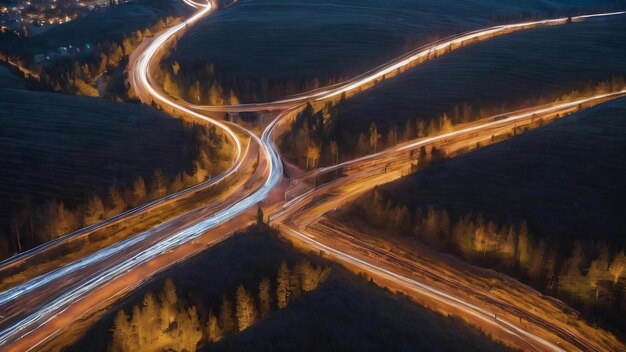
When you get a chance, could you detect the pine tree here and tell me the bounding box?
[330,140,339,164]
[169,174,184,193]
[132,176,146,206]
[256,206,264,225]
[84,195,105,226]
[176,306,202,352]
[296,260,314,292]
[142,292,159,344]
[357,132,369,155]
[306,143,320,169]
[159,279,178,332]
[258,278,271,318]
[151,169,168,198]
[441,113,453,133]
[414,119,424,138]
[98,53,107,75]
[163,72,179,97]
[111,310,131,352]
[385,126,397,147]
[403,119,415,141]
[288,267,302,300]
[560,241,586,294]
[218,295,235,334]
[208,81,225,105]
[229,89,240,105]
[587,251,609,301]
[422,208,439,244]
[42,200,77,241]
[276,261,289,308]
[427,118,439,136]
[172,61,180,75]
[369,121,380,151]
[516,221,531,268]
[528,240,548,281]
[235,285,258,331]
[207,310,222,342]
[438,209,451,243]
[609,250,626,284]
[130,304,144,348]
[188,80,201,104]
[108,185,125,214]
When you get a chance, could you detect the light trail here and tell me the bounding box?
[282,226,565,352]
[294,90,626,180]
[0,1,283,348]
[272,89,626,351]
[0,2,623,350]
[0,0,246,277]
[193,11,625,112]
[398,92,626,152]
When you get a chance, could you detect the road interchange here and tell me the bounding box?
[0,1,624,350]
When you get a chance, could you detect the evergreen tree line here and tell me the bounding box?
[12,15,179,98]
[280,102,453,170]
[352,189,626,324]
[111,260,331,351]
[280,76,626,170]
[159,59,342,105]
[0,123,229,260]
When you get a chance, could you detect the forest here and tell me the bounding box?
[0,0,183,100]
[279,76,625,169]
[39,15,179,99]
[159,57,343,106]
[110,259,330,351]
[348,188,626,335]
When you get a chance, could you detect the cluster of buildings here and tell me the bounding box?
[0,0,120,36]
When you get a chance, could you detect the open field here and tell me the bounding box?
[66,227,509,352]
[166,0,620,102]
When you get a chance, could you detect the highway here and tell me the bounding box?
[0,0,624,350]
[268,92,626,352]
[293,89,626,185]
[192,11,625,113]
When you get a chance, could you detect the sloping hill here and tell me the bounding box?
[166,0,620,102]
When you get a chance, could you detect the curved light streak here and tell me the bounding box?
[0,3,623,351]
[192,11,625,112]
[293,90,626,180]
[283,227,565,352]
[0,1,283,348]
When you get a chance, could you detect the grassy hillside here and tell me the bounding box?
[166,0,621,102]
[66,226,509,352]
[332,15,626,136]
[0,88,205,256]
[0,67,25,89]
[279,15,626,169]
[380,98,626,247]
[346,99,626,336]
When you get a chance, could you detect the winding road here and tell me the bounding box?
[0,1,624,351]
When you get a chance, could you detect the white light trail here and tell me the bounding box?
[283,227,565,352]
[0,3,623,351]
[192,11,625,111]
